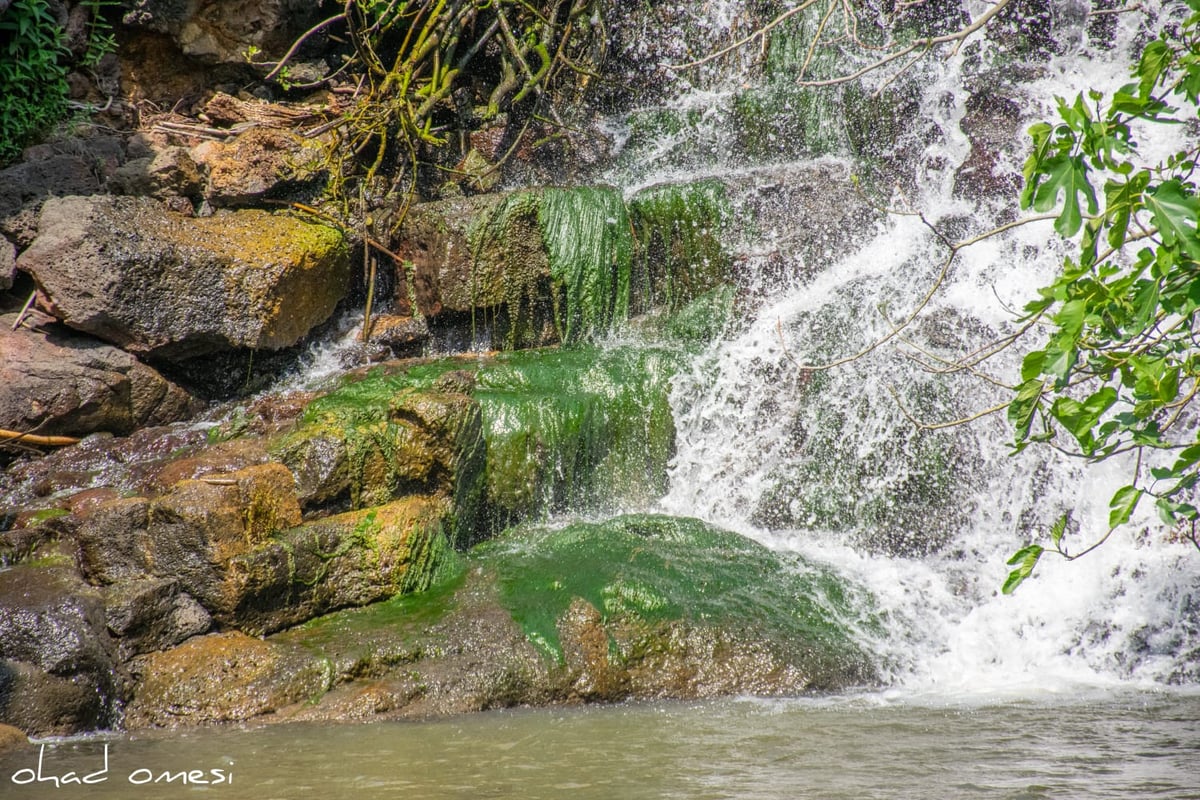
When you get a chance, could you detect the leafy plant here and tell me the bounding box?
[0,0,69,163]
[1004,1,1200,591]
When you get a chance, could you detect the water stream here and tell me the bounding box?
[5,2,1200,796]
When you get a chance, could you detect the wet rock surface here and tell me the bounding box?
[0,309,200,438]
[125,631,332,727]
[0,567,128,735]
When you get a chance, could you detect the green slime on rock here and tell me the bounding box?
[292,345,683,538]
[476,513,881,673]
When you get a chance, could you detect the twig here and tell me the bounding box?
[11,291,36,330]
[663,0,824,70]
[886,384,1010,431]
[0,428,82,447]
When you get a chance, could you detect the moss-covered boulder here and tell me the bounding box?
[18,195,350,362]
[479,515,878,692]
[227,497,458,635]
[391,183,731,349]
[258,513,878,725]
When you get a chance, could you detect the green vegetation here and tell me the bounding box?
[0,0,69,163]
[476,513,878,674]
[1004,3,1200,590]
[0,0,119,163]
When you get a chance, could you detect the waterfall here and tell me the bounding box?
[600,0,1200,694]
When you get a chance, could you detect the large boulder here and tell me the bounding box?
[18,196,350,361]
[0,309,199,437]
[0,567,127,736]
[125,631,332,728]
[265,514,879,725]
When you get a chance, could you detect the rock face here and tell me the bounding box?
[125,632,331,727]
[18,196,350,361]
[122,0,325,65]
[0,310,199,437]
[0,567,127,736]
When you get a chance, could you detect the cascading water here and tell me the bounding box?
[600,0,1200,695]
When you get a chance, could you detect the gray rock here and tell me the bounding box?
[108,146,203,200]
[0,660,109,737]
[0,567,127,735]
[103,579,212,660]
[18,195,350,361]
[0,310,199,437]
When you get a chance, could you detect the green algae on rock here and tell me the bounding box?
[393,184,732,349]
[278,345,680,536]
[476,514,880,691]
[628,180,731,313]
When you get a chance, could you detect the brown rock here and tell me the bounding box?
[103,579,212,660]
[0,146,117,248]
[0,310,199,437]
[191,127,319,207]
[227,496,454,635]
[366,314,429,356]
[125,632,331,728]
[18,195,350,361]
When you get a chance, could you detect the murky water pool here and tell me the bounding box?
[3,690,1198,799]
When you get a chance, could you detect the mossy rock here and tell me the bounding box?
[276,345,680,537]
[475,514,880,691]
[227,496,459,636]
[392,185,732,349]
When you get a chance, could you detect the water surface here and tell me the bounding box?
[4,690,1197,799]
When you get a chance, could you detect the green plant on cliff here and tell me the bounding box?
[0,0,69,163]
[1002,3,1200,591]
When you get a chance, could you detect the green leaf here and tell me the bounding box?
[1145,180,1200,261]
[1002,545,1045,594]
[1032,155,1099,237]
[1108,485,1142,528]
[1020,349,1046,382]
[1049,513,1068,548]
[1137,39,1173,100]
[1053,298,1087,338]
